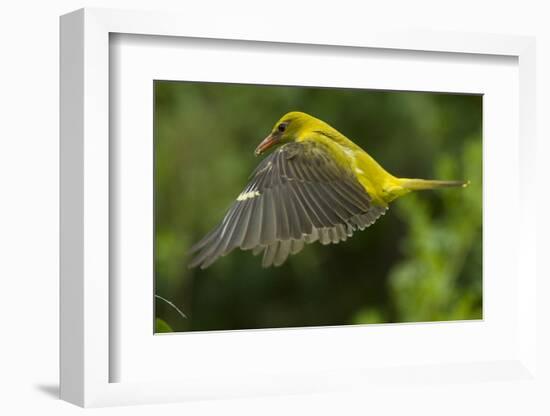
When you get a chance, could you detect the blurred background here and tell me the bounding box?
[154,81,482,333]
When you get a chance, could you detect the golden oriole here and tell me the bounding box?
[189,111,467,269]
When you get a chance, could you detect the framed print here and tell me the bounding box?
[60,8,538,408]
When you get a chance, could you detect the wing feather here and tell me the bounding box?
[189,141,387,268]
[260,190,277,245]
[262,241,279,267]
[273,240,292,267]
[241,197,262,250]
[287,182,314,235]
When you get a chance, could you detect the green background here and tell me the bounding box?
[154,81,482,333]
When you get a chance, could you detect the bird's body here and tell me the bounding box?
[189,111,467,269]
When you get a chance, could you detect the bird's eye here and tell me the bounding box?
[277,123,287,133]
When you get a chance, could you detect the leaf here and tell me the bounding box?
[155,318,173,333]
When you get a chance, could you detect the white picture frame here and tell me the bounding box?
[60,7,537,408]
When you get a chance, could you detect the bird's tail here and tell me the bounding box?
[400,178,470,191]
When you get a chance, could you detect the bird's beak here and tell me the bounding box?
[254,133,278,156]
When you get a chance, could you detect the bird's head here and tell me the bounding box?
[254,111,327,156]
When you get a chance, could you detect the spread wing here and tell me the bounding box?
[188,141,387,269]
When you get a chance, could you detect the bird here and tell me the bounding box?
[188,111,468,269]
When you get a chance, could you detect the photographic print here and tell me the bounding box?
[154,81,482,333]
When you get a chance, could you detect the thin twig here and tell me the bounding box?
[155,294,188,319]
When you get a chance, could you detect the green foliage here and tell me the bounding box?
[385,138,482,322]
[154,81,482,332]
[155,318,173,333]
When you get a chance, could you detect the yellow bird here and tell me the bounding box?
[189,111,468,269]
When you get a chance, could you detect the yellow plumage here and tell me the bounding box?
[271,111,467,207]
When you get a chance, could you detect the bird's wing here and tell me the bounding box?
[188,141,387,269]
